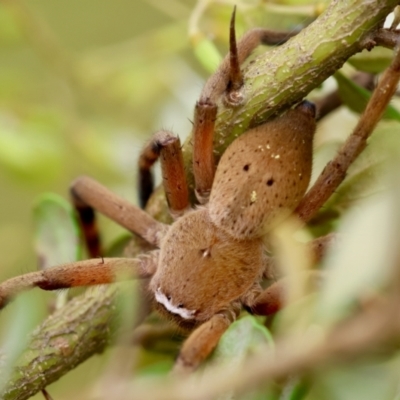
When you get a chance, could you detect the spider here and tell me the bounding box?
[1,7,400,375]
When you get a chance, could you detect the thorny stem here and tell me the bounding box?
[1,0,399,399]
[0,286,119,400]
[175,0,400,202]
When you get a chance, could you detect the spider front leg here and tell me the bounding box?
[173,306,240,374]
[138,130,190,218]
[0,254,159,309]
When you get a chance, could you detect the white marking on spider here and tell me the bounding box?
[202,248,211,258]
[155,288,196,319]
[250,190,257,203]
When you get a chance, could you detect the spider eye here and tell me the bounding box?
[266,178,274,186]
[178,304,184,308]
[167,295,171,301]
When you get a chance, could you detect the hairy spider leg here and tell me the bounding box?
[138,130,189,216]
[71,176,169,247]
[0,254,159,309]
[71,189,102,257]
[173,306,240,374]
[193,101,218,203]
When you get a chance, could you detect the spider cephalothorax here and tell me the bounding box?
[1,6,400,376]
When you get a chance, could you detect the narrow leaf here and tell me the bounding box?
[334,71,400,121]
[33,193,82,269]
[348,47,393,74]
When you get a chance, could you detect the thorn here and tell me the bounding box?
[228,6,243,92]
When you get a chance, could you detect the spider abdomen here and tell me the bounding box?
[209,102,316,239]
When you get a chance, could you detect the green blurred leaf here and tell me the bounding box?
[348,47,393,74]
[0,113,64,181]
[322,120,400,213]
[33,193,82,269]
[106,234,133,257]
[0,291,44,394]
[193,38,222,74]
[316,192,397,325]
[212,316,274,400]
[285,379,309,400]
[307,361,399,400]
[213,316,273,362]
[334,71,400,120]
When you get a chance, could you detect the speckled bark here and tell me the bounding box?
[210,0,398,154]
[0,286,118,400]
[1,1,398,399]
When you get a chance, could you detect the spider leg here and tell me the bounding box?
[0,252,159,309]
[138,130,190,218]
[246,280,285,316]
[71,176,169,247]
[173,307,239,374]
[193,8,299,203]
[244,271,322,316]
[193,100,218,203]
[296,41,400,223]
[71,190,102,257]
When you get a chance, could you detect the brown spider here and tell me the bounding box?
[1,8,400,375]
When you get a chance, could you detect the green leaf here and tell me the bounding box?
[0,292,44,394]
[106,234,133,257]
[315,191,397,325]
[193,38,223,74]
[334,71,400,121]
[0,114,64,181]
[33,193,82,269]
[322,120,400,214]
[213,316,274,363]
[212,316,274,400]
[283,377,310,400]
[348,47,393,74]
[307,361,399,400]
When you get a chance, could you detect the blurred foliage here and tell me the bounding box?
[1,0,400,399]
